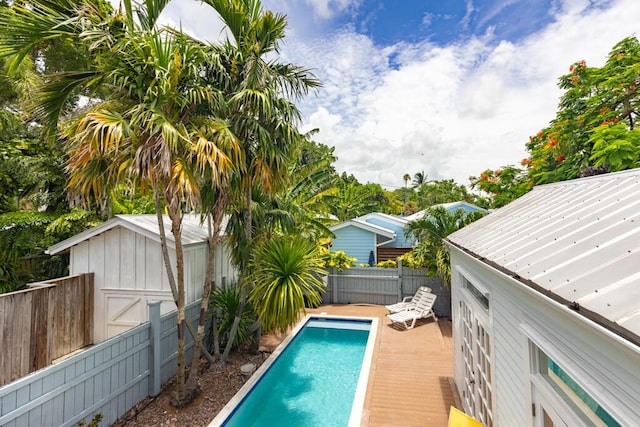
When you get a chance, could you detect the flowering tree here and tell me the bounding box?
[526,37,640,183]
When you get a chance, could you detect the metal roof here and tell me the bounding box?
[46,214,225,255]
[447,168,640,344]
[405,201,488,221]
[329,218,396,238]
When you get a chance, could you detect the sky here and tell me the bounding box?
[116,0,640,189]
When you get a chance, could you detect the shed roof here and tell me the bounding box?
[46,214,224,255]
[447,168,640,344]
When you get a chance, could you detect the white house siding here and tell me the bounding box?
[450,248,640,426]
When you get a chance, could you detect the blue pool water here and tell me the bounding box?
[221,317,372,427]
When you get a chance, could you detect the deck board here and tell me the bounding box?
[305,304,459,427]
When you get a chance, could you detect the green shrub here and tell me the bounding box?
[375,259,397,268]
[319,247,355,271]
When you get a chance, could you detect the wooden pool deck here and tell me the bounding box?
[265,304,460,427]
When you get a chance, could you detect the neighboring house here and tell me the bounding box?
[446,169,640,426]
[46,214,237,343]
[404,201,487,221]
[329,203,486,265]
[329,212,411,265]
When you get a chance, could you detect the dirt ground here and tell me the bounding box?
[111,351,269,427]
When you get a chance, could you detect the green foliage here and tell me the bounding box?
[209,284,257,348]
[589,123,640,171]
[470,166,532,208]
[319,247,355,271]
[375,259,397,268]
[525,36,640,184]
[45,209,101,242]
[404,206,486,287]
[76,413,103,427]
[397,251,430,269]
[248,236,326,333]
[0,211,56,291]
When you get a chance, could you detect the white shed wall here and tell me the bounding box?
[451,248,640,426]
[68,225,238,342]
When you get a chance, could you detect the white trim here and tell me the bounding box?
[356,212,409,225]
[46,215,211,254]
[329,219,395,238]
[521,319,634,422]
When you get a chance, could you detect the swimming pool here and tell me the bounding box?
[210,315,378,427]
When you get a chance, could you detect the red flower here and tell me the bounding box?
[555,155,565,162]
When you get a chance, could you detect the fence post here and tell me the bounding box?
[332,267,338,304]
[148,301,162,397]
[397,260,403,301]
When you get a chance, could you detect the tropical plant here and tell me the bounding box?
[0,0,241,405]
[470,166,531,208]
[208,284,257,348]
[525,37,640,184]
[411,171,427,188]
[201,0,320,363]
[248,236,326,333]
[405,207,486,286]
[319,247,356,271]
[375,259,397,268]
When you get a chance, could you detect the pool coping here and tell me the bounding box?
[208,313,379,427]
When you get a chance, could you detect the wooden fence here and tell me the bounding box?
[324,264,451,317]
[0,274,94,387]
[0,300,200,427]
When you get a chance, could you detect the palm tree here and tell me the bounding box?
[248,236,326,333]
[403,173,411,187]
[411,171,427,188]
[405,206,484,286]
[0,0,240,405]
[200,0,320,362]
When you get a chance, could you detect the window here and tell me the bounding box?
[535,348,621,427]
[462,277,489,310]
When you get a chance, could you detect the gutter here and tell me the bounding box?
[446,239,640,349]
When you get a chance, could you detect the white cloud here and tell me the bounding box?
[302,0,360,20]
[284,0,640,188]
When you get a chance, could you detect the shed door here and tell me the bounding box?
[460,299,494,426]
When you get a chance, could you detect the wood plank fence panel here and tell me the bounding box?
[0,274,94,387]
[0,299,203,427]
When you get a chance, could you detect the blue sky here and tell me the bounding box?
[123,0,640,188]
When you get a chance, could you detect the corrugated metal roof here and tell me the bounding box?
[447,168,640,342]
[47,214,226,255]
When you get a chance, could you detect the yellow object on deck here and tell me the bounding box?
[448,406,483,427]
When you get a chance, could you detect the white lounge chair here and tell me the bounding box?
[386,293,437,330]
[385,286,432,313]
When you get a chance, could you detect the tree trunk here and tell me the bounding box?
[187,213,222,392]
[222,187,253,364]
[166,205,194,406]
[222,293,245,364]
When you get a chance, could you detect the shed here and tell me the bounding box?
[46,215,237,343]
[446,169,640,426]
